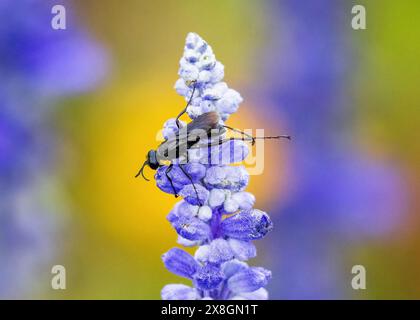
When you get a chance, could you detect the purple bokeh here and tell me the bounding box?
[0,0,108,297]
[258,0,406,299]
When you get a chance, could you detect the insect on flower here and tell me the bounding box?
[143,32,285,300]
[135,81,291,204]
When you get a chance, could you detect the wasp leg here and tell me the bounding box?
[178,164,202,206]
[165,164,179,198]
[190,136,254,149]
[176,81,197,129]
[190,135,289,152]
[222,125,256,145]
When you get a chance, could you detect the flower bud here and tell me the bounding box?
[221,209,273,240]
[173,216,211,241]
[231,192,255,210]
[179,184,209,206]
[162,248,199,279]
[198,205,212,221]
[207,239,234,264]
[194,245,211,263]
[167,200,198,224]
[231,288,268,300]
[155,166,190,194]
[221,259,248,279]
[208,188,226,207]
[227,267,272,293]
[184,162,207,181]
[177,235,200,247]
[224,197,239,213]
[227,238,257,261]
[161,284,198,300]
[194,264,224,290]
[204,166,249,192]
[162,118,186,140]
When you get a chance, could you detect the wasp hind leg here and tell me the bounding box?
[222,125,256,145]
[176,80,197,129]
[165,164,179,198]
[221,126,291,145]
[178,164,202,206]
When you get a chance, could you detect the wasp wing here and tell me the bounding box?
[157,134,189,161]
[186,111,220,132]
[157,112,223,161]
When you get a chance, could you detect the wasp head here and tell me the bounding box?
[135,150,160,180]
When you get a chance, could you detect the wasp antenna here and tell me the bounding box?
[254,135,291,141]
[271,135,291,140]
[176,80,198,128]
[135,161,150,181]
[141,169,150,181]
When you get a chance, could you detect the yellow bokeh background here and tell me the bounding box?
[27,0,420,299]
[44,0,291,298]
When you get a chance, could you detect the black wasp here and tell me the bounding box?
[135,81,290,202]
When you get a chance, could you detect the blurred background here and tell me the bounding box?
[0,0,419,299]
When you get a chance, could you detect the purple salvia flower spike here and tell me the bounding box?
[160,33,274,300]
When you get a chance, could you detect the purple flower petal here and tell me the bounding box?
[161,284,199,300]
[193,264,224,290]
[162,248,199,279]
[173,216,211,241]
[221,209,273,241]
[184,163,207,181]
[231,288,268,300]
[179,184,209,206]
[207,239,234,264]
[221,259,248,279]
[204,166,249,191]
[155,166,191,194]
[231,192,255,210]
[227,267,271,294]
[228,239,257,261]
